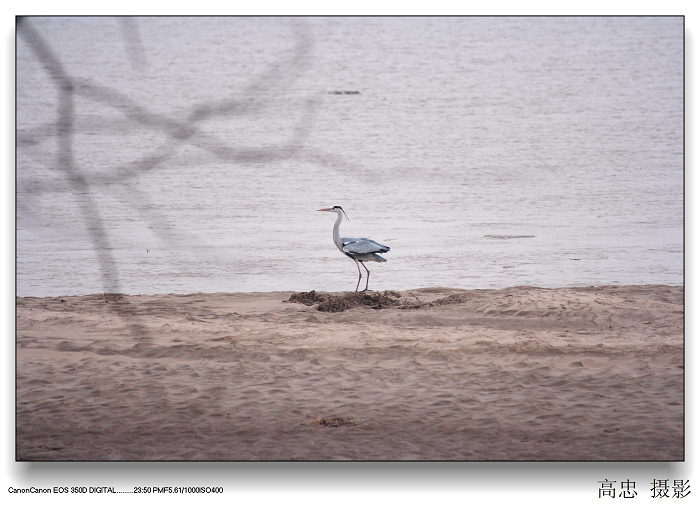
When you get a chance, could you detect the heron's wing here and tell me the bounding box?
[341,237,390,255]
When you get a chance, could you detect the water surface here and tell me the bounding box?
[16,16,684,296]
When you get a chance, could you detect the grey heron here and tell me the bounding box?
[318,206,390,292]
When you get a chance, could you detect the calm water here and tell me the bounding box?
[16,16,684,297]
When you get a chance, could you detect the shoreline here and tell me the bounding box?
[16,284,684,460]
[15,282,685,299]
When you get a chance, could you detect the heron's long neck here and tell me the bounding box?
[332,212,344,251]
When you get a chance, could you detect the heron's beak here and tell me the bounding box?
[317,208,333,212]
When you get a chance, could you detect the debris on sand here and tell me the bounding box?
[317,291,402,312]
[287,290,403,312]
[286,290,327,306]
[286,290,472,312]
[428,293,470,306]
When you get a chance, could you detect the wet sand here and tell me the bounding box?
[16,285,683,460]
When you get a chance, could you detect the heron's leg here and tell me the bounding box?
[354,259,363,292]
[360,261,371,291]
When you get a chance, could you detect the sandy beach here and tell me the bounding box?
[16,285,683,461]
